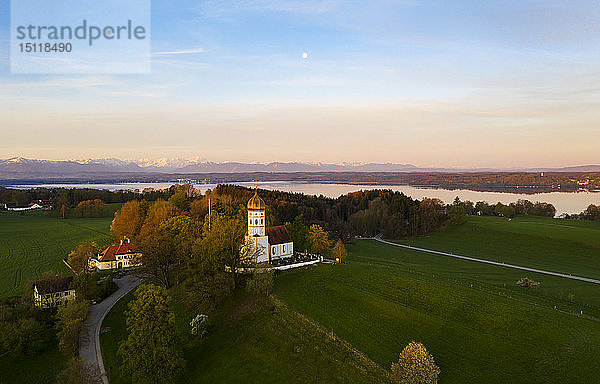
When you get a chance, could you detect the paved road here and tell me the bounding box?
[79,275,142,384]
[371,236,600,285]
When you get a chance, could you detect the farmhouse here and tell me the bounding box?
[33,276,76,309]
[89,238,142,270]
[244,189,294,264]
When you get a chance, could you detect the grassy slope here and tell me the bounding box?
[275,238,600,384]
[0,209,115,298]
[399,215,600,279]
[101,287,390,384]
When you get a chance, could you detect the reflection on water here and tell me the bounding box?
[7,181,600,215]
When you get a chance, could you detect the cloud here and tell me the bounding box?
[153,48,205,55]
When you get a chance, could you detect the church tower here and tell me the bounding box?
[245,188,269,263]
[247,188,266,236]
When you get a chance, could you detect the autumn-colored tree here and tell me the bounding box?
[331,239,348,262]
[119,284,184,384]
[308,224,331,257]
[74,199,108,218]
[60,204,67,219]
[391,341,440,384]
[110,200,146,240]
[68,241,98,273]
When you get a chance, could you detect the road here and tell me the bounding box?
[371,235,600,285]
[79,275,142,384]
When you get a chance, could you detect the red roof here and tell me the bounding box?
[266,225,292,245]
[98,239,138,262]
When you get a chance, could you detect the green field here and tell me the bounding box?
[0,210,115,299]
[101,287,390,384]
[276,238,600,383]
[400,215,600,280]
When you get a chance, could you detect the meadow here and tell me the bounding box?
[276,238,600,383]
[0,208,116,299]
[101,288,391,384]
[399,215,600,280]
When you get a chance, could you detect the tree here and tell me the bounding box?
[331,239,348,262]
[60,204,67,219]
[185,212,246,312]
[0,317,48,357]
[118,284,184,384]
[285,216,310,252]
[74,199,108,218]
[246,263,274,296]
[448,205,467,225]
[56,358,102,384]
[68,241,99,273]
[168,189,190,212]
[111,200,147,240]
[56,300,90,357]
[391,341,440,384]
[309,224,331,256]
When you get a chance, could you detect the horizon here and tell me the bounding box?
[1,1,600,167]
[2,155,600,171]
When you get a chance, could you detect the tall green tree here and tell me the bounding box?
[56,300,90,357]
[119,284,184,384]
[285,216,310,252]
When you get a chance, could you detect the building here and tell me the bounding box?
[4,202,43,211]
[33,276,76,309]
[88,238,142,270]
[244,189,294,263]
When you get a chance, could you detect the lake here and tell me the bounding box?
[6,181,599,215]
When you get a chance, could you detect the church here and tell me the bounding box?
[244,189,294,264]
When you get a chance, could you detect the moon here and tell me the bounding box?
[302,52,308,59]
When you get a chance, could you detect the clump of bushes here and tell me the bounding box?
[517,277,540,290]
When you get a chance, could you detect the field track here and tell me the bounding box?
[373,236,600,285]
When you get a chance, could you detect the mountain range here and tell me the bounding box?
[1,157,600,176]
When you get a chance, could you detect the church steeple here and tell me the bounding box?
[247,189,265,236]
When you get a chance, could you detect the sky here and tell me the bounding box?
[0,0,599,168]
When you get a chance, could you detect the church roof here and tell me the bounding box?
[247,189,265,210]
[266,225,292,245]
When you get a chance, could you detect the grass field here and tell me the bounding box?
[276,238,600,383]
[101,287,391,384]
[0,209,116,299]
[399,215,600,280]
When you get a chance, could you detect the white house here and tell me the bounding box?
[88,238,141,270]
[244,190,294,264]
[33,276,76,309]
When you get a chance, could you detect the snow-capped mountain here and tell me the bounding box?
[1,157,599,177]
